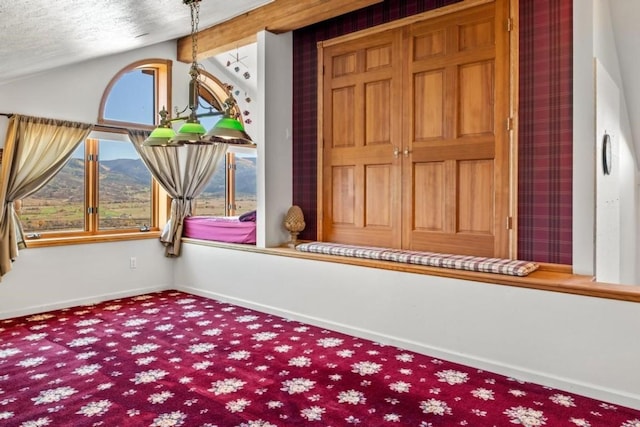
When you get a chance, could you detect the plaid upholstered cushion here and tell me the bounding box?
[295,242,539,277]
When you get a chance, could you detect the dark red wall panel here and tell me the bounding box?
[517,0,573,264]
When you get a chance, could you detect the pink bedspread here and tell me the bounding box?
[183,215,256,244]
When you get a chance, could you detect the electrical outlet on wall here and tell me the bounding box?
[130,257,137,269]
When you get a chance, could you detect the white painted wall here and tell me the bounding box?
[0,239,171,319]
[0,41,191,123]
[255,31,293,247]
[572,1,596,277]
[174,243,640,410]
[574,0,639,284]
[595,60,621,283]
[595,0,638,285]
[609,0,640,167]
[619,106,639,284]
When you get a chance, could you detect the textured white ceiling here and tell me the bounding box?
[0,0,270,84]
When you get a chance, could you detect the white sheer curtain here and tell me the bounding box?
[128,129,227,257]
[0,115,93,280]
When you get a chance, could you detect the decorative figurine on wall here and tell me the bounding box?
[226,48,251,79]
[225,47,253,126]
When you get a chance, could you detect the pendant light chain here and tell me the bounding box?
[190,0,200,71]
[142,0,253,146]
[185,0,201,125]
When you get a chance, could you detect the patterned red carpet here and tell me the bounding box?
[0,290,638,426]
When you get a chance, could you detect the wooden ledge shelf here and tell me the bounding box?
[26,231,161,248]
[181,238,640,303]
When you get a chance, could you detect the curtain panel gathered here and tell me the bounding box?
[128,129,227,257]
[0,115,93,280]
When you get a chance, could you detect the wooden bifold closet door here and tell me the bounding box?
[319,0,511,258]
[320,29,404,248]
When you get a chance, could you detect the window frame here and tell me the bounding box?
[194,150,257,217]
[192,71,257,218]
[98,59,173,129]
[22,60,172,246]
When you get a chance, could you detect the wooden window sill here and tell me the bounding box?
[182,238,640,303]
[25,231,161,248]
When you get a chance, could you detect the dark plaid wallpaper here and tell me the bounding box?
[517,0,573,264]
[292,0,573,265]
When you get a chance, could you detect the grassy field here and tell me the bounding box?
[18,199,152,231]
[18,194,257,232]
[194,194,257,217]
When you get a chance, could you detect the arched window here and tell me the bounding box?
[99,59,171,128]
[19,60,170,240]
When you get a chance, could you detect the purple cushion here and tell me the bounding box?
[239,210,257,222]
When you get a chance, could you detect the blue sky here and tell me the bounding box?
[87,69,155,161]
[105,70,155,127]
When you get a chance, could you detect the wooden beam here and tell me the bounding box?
[177,0,382,62]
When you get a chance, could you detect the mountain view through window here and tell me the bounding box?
[18,64,257,235]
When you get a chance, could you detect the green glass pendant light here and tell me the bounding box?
[143,0,252,147]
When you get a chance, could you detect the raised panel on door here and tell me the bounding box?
[365,164,392,227]
[332,86,356,147]
[403,2,510,257]
[414,70,445,141]
[459,60,494,136]
[457,159,494,234]
[413,162,446,231]
[331,165,356,225]
[365,80,392,145]
[322,29,403,248]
